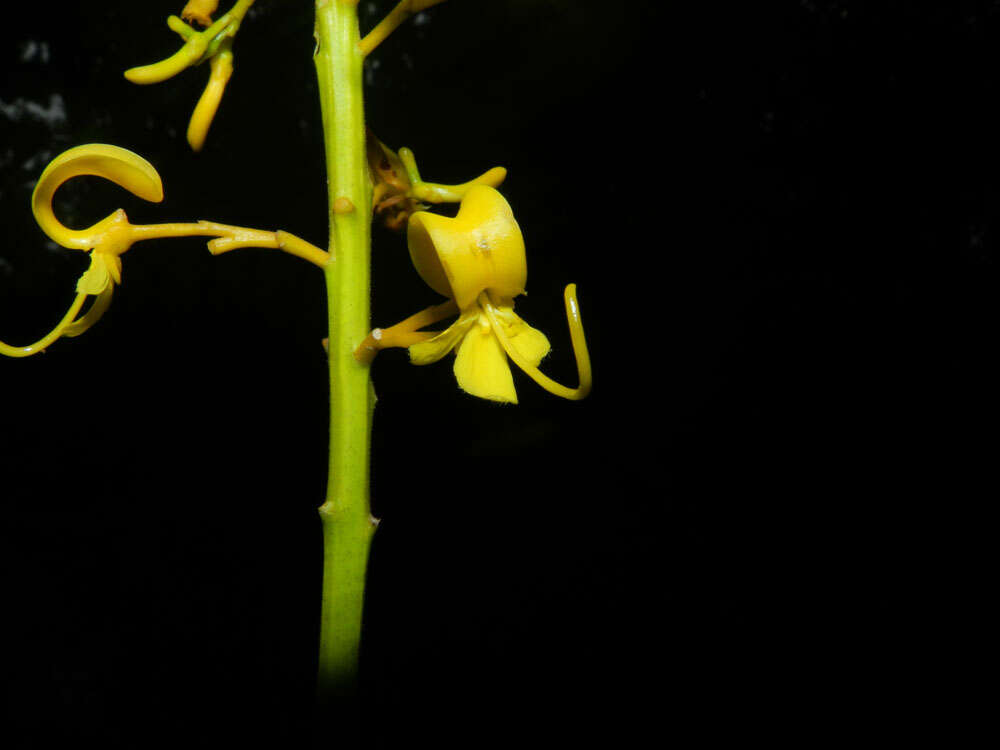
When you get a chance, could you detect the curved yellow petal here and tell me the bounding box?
[490,303,550,368]
[408,312,476,365]
[406,212,453,300]
[62,284,114,338]
[453,316,518,404]
[407,185,527,311]
[31,144,163,250]
[76,254,113,296]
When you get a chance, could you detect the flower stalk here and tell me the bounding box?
[313,0,377,701]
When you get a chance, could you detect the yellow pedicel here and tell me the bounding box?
[358,185,591,403]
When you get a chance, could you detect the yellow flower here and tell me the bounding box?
[31,145,167,296]
[358,185,591,403]
[2,143,288,358]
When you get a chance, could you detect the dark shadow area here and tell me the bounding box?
[1,1,978,747]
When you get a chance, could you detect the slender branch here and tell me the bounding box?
[358,0,448,57]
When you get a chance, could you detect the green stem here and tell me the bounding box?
[313,0,376,700]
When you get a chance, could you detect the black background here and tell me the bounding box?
[0,1,983,748]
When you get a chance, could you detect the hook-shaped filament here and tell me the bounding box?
[480,285,592,401]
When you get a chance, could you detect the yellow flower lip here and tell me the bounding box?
[31,144,164,251]
[407,185,527,311]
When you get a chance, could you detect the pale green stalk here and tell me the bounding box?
[313,0,376,700]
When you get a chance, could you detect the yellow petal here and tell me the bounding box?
[406,211,454,300]
[492,305,550,368]
[408,313,476,365]
[76,254,112,296]
[108,254,123,285]
[453,317,518,404]
[62,284,114,338]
